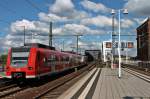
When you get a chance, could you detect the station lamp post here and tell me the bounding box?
[111,9,128,78]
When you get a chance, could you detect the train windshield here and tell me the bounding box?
[11,48,30,68]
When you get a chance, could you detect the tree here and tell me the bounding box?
[0,54,7,66]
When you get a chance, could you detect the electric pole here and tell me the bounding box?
[49,22,52,46]
[63,40,65,51]
[52,34,82,53]
[77,35,79,54]
[23,26,25,46]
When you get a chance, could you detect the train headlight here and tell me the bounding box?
[28,67,33,70]
[6,67,9,71]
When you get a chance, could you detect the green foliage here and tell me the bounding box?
[0,54,7,67]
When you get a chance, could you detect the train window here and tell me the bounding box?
[47,55,56,62]
[11,52,29,68]
[44,55,57,66]
[62,56,67,61]
[43,57,49,67]
[66,57,69,61]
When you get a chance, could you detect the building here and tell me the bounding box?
[85,50,101,62]
[137,18,150,61]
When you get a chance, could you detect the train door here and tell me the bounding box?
[55,55,59,72]
[36,51,40,75]
[51,54,56,72]
[45,54,56,72]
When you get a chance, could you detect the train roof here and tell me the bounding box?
[61,51,77,54]
[11,43,55,51]
[24,43,55,50]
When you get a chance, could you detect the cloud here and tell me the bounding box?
[10,19,36,33]
[133,18,148,25]
[121,19,135,28]
[5,0,93,50]
[6,18,104,50]
[81,0,110,13]
[49,0,89,19]
[68,40,101,52]
[63,24,103,34]
[50,0,74,14]
[2,0,130,55]
[81,15,115,27]
[50,23,104,35]
[10,19,49,35]
[3,19,51,48]
[38,12,68,22]
[81,15,135,29]
[124,0,150,16]
[64,24,92,34]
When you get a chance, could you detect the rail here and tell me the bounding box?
[14,62,98,99]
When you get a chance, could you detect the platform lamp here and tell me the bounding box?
[111,9,128,78]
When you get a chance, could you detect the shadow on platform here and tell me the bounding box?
[123,96,150,99]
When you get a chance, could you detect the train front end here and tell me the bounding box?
[5,47,36,80]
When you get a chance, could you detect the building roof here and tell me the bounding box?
[136,17,150,30]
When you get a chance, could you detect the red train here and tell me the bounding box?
[5,43,86,80]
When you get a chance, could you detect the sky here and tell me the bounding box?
[0,0,150,56]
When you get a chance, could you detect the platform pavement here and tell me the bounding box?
[92,68,150,99]
[58,67,150,99]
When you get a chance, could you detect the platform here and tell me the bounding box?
[92,68,150,99]
[58,68,150,99]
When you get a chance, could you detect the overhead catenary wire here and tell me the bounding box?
[0,1,25,20]
[24,0,43,12]
[0,2,17,14]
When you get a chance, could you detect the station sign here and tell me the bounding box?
[105,41,134,48]
[127,42,134,48]
[121,42,127,48]
[106,42,112,48]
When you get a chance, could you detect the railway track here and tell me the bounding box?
[0,62,99,99]
[35,71,89,99]
[0,80,14,87]
[0,85,28,98]
[0,84,18,92]
[122,64,150,76]
[9,62,97,99]
[0,80,11,84]
[123,68,150,82]
[35,66,96,99]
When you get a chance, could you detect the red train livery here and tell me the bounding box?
[5,43,86,79]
